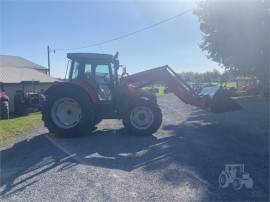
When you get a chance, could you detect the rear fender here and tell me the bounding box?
[0,92,9,101]
[45,81,98,104]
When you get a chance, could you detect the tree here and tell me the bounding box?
[194,0,269,88]
[180,69,221,83]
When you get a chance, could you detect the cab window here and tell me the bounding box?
[70,61,80,80]
[95,64,112,101]
[84,64,92,80]
[96,64,110,82]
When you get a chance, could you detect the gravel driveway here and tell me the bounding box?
[1,95,269,201]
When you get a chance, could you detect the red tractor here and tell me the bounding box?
[42,52,240,137]
[0,82,9,120]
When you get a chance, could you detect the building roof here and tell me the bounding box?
[0,55,47,70]
[0,66,58,84]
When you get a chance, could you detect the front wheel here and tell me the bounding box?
[232,178,243,190]
[123,98,162,135]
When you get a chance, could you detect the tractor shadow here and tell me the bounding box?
[1,101,269,201]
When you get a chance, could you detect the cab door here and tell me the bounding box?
[94,64,114,101]
[94,64,117,117]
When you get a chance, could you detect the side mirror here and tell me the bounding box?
[114,60,119,70]
[122,67,127,75]
[113,51,119,60]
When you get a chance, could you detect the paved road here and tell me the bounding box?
[1,95,269,201]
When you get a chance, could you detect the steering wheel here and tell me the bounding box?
[99,73,109,82]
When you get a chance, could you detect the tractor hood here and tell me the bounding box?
[123,84,157,104]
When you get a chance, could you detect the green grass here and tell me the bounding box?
[156,85,165,96]
[143,85,166,96]
[0,112,42,145]
[232,95,269,102]
[226,81,237,88]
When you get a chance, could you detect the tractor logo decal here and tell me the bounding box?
[219,164,254,190]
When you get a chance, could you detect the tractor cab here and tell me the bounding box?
[67,53,120,102]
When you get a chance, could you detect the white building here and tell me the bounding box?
[0,55,58,112]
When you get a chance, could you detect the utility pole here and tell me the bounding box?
[47,45,51,75]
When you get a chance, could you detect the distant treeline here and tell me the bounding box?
[179,69,221,83]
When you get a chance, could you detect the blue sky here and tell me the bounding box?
[1,0,222,78]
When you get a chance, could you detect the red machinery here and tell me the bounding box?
[0,82,9,120]
[42,52,240,137]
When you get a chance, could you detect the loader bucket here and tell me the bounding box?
[199,86,242,113]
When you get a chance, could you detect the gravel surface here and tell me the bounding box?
[0,94,269,201]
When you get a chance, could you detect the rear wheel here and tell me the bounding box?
[0,101,9,120]
[42,87,94,137]
[219,172,229,188]
[123,98,162,135]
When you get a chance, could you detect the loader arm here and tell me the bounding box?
[121,65,206,108]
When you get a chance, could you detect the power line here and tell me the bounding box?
[54,9,192,52]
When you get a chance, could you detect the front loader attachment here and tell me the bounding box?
[199,86,242,113]
[121,65,242,113]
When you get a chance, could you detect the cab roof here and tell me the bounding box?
[67,53,113,63]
